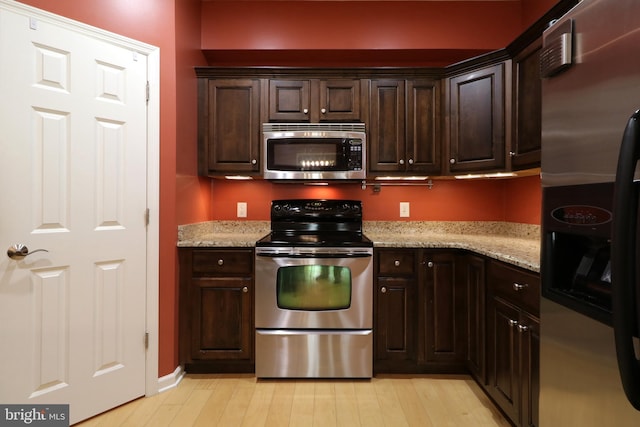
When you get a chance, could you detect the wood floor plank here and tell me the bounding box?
[73,374,511,427]
[191,377,237,427]
[354,380,385,427]
[373,377,410,427]
[313,382,337,427]
[263,380,295,427]
[168,389,213,427]
[290,381,315,426]
[117,390,170,427]
[334,381,361,427]
[240,380,275,427]
[392,378,434,427]
[216,377,255,426]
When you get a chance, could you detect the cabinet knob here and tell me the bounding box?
[242,286,249,293]
[450,158,456,164]
[427,261,434,268]
[509,151,516,157]
[508,319,518,327]
[512,282,528,291]
[251,159,257,165]
[303,108,309,114]
[399,159,405,165]
[517,324,529,332]
[381,286,387,293]
[321,108,327,114]
[217,259,224,266]
[394,260,400,267]
[408,158,414,165]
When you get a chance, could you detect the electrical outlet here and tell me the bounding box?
[400,202,410,218]
[237,202,247,218]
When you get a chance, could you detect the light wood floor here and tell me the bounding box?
[76,374,510,427]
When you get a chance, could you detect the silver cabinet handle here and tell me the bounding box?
[242,286,249,293]
[399,159,405,165]
[509,151,516,157]
[321,108,326,114]
[427,261,434,268]
[408,159,414,165]
[303,108,309,114]
[513,282,528,291]
[450,158,456,164]
[518,324,529,333]
[381,287,387,293]
[508,319,518,327]
[394,260,400,267]
[251,159,257,165]
[7,244,48,261]
[217,259,224,266]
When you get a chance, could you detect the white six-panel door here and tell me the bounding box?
[0,3,158,424]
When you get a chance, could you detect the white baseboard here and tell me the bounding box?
[156,365,185,394]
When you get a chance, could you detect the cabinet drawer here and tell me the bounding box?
[488,261,540,315]
[376,249,417,276]
[192,249,253,276]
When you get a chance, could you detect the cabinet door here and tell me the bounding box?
[375,276,417,363]
[511,39,542,170]
[447,63,505,173]
[318,79,361,121]
[199,79,261,174]
[191,277,252,361]
[463,254,486,384]
[269,79,311,121]
[519,311,540,427]
[422,252,466,365]
[407,79,441,175]
[369,79,406,173]
[487,295,520,425]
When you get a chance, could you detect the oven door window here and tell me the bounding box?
[276,265,351,310]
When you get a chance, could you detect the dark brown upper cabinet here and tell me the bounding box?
[510,38,542,170]
[197,78,261,176]
[268,78,363,122]
[368,78,441,176]
[445,62,506,174]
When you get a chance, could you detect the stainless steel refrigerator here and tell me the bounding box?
[540,0,640,424]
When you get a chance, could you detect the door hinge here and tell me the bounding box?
[145,208,150,226]
[146,81,150,104]
[144,332,149,350]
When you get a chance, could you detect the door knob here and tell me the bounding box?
[7,244,49,260]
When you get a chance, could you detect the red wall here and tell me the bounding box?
[200,1,524,66]
[210,175,541,224]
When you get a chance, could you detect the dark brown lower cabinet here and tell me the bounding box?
[463,254,486,384]
[374,249,419,372]
[179,248,254,373]
[374,248,467,373]
[420,251,467,370]
[487,261,540,427]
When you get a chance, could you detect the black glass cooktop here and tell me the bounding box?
[258,199,371,247]
[256,231,372,248]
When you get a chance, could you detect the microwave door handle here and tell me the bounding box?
[612,109,640,410]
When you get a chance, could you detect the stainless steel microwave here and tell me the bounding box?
[262,123,366,180]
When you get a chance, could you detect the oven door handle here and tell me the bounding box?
[256,251,372,258]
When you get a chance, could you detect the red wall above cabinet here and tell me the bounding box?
[200,1,525,66]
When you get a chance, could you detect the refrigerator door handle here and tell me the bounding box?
[612,109,640,410]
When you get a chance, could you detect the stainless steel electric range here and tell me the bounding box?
[255,199,373,378]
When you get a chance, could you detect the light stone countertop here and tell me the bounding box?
[178,220,541,272]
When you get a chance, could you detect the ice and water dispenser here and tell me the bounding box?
[541,183,615,325]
